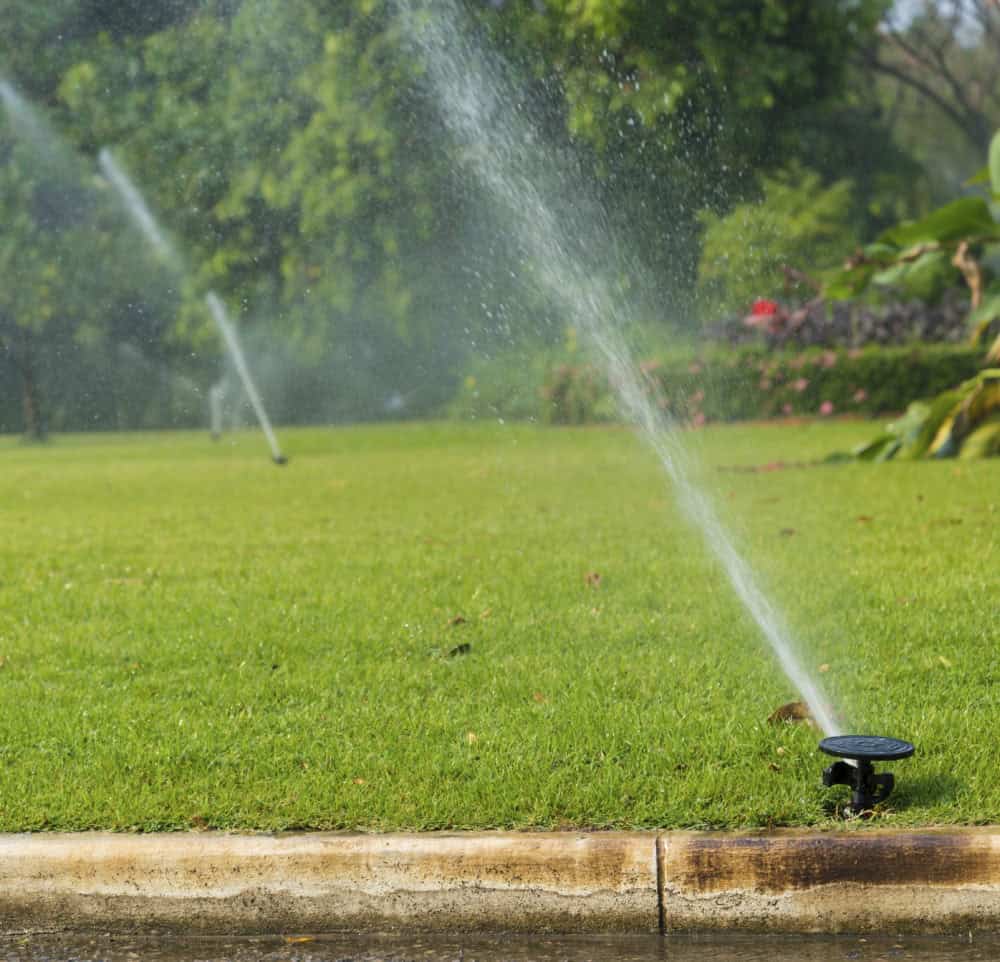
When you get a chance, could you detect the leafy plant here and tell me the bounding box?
[852,369,1000,461]
[826,130,1000,365]
[698,165,857,317]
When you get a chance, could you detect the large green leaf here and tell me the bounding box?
[823,243,899,300]
[879,197,997,248]
[990,130,1000,197]
[959,414,1000,459]
[872,249,953,299]
[852,433,899,462]
[893,390,963,459]
[964,165,990,187]
[929,371,1000,457]
[969,283,1000,344]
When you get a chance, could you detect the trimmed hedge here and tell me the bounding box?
[448,344,986,425]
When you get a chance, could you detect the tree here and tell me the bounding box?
[55,0,478,420]
[0,97,196,437]
[860,0,1000,158]
[482,0,901,307]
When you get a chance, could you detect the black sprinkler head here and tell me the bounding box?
[819,734,915,816]
[272,455,289,466]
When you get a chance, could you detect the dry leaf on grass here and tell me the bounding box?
[449,614,467,626]
[585,571,602,589]
[767,701,814,726]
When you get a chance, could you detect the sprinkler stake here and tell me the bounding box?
[819,735,914,816]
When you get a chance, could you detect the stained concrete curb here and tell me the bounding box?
[1,829,1000,935]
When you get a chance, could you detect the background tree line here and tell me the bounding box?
[1,0,997,437]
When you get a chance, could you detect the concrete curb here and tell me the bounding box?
[1,829,999,935]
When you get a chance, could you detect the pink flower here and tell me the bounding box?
[853,388,867,403]
[782,403,793,415]
[793,378,809,393]
[820,350,837,369]
[819,401,834,416]
[691,411,706,428]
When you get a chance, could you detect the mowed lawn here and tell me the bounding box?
[0,421,996,831]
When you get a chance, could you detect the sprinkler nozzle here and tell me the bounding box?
[819,735,914,816]
[272,454,289,466]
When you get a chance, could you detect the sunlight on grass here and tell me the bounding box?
[0,422,996,830]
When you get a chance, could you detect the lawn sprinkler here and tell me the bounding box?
[819,735,915,816]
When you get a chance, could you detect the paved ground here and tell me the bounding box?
[1,935,998,962]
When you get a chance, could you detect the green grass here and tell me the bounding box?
[0,421,996,831]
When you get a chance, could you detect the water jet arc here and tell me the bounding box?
[97,148,287,465]
[402,0,840,735]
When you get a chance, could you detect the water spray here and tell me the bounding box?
[401,0,842,736]
[97,148,287,465]
[204,293,287,464]
[209,382,225,441]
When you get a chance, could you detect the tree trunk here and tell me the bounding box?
[16,329,46,442]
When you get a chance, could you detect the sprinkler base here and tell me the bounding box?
[819,735,915,816]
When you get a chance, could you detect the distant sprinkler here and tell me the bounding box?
[204,293,288,466]
[209,381,225,441]
[98,147,287,466]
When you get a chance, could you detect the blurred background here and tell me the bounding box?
[1,0,997,438]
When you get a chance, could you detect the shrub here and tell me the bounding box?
[449,344,985,425]
[698,165,857,317]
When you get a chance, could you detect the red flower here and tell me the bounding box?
[750,298,779,317]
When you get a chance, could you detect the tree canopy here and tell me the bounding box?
[0,0,987,433]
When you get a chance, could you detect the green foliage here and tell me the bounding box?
[990,130,1000,198]
[484,0,895,308]
[448,343,983,426]
[0,0,966,432]
[825,131,1000,364]
[851,370,1000,461]
[0,108,198,437]
[445,349,553,423]
[698,166,857,316]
